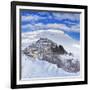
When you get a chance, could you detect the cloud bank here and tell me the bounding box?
[21,10,80,33]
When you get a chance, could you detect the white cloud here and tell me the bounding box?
[21,15,42,21]
[35,23,66,29]
[22,24,34,29]
[52,13,80,21]
[72,44,80,48]
[22,23,80,33]
[21,13,80,22]
[21,12,80,32]
[70,24,80,32]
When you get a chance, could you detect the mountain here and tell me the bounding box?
[21,29,80,79]
[23,37,80,73]
[23,38,67,59]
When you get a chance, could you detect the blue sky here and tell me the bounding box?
[20,10,80,41]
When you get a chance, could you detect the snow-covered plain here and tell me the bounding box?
[21,30,80,80]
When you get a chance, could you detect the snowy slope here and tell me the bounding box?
[21,53,80,80]
[21,29,80,80]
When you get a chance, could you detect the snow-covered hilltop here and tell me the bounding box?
[21,29,80,79]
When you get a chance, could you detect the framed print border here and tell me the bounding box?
[11,1,88,89]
